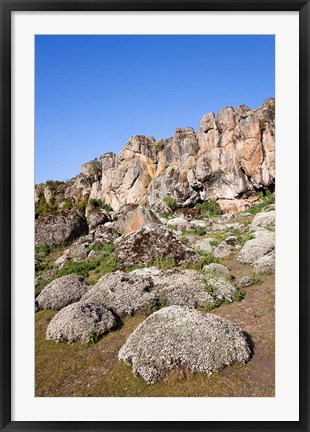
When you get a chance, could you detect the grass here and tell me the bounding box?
[235,287,247,302]
[181,226,206,236]
[55,244,119,283]
[180,252,220,271]
[248,190,275,215]
[196,199,221,218]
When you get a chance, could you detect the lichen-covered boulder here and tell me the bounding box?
[80,271,155,317]
[46,302,117,343]
[115,224,199,268]
[35,210,88,247]
[118,306,251,383]
[35,274,89,311]
[253,251,275,274]
[250,210,275,232]
[237,230,275,264]
[132,267,214,308]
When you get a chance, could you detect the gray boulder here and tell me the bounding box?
[253,251,275,274]
[36,274,89,311]
[237,231,275,264]
[35,211,88,247]
[80,271,155,317]
[118,306,251,384]
[115,224,199,268]
[213,241,231,258]
[193,238,214,254]
[132,267,214,308]
[250,210,275,232]
[46,302,117,343]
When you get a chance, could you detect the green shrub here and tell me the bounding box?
[204,299,224,312]
[62,197,74,211]
[204,282,214,295]
[181,252,220,271]
[251,273,263,285]
[87,331,100,345]
[56,244,118,280]
[153,256,176,270]
[248,189,275,215]
[163,197,178,211]
[196,199,221,218]
[35,245,51,257]
[160,212,173,219]
[235,287,246,302]
[209,239,219,247]
[89,198,113,212]
[150,298,167,314]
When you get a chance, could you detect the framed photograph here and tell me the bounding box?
[1,0,309,431]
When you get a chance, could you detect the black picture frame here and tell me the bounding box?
[1,1,309,431]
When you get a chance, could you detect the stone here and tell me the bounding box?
[115,224,200,268]
[239,276,253,287]
[118,306,251,383]
[88,211,110,230]
[253,251,275,274]
[250,210,275,232]
[213,241,231,258]
[237,231,275,264]
[35,211,88,247]
[203,263,231,278]
[35,274,89,311]
[46,302,117,343]
[132,267,213,308]
[114,204,161,234]
[193,238,214,254]
[80,271,156,317]
[35,99,275,216]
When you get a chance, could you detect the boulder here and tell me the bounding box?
[253,251,275,274]
[213,241,231,258]
[35,211,88,247]
[118,306,251,383]
[192,238,214,254]
[132,267,214,308]
[88,211,110,230]
[114,204,161,234]
[35,274,89,311]
[250,210,275,232]
[115,224,200,268]
[46,302,117,343]
[237,231,275,264]
[239,276,253,287]
[203,263,231,278]
[80,271,155,317]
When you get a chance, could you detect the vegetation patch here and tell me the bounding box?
[196,199,221,218]
[163,197,178,211]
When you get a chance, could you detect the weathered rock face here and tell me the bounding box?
[114,204,160,234]
[118,305,251,383]
[36,99,275,214]
[35,211,88,246]
[46,302,117,343]
[35,274,89,311]
[115,224,200,268]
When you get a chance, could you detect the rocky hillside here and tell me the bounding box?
[35,98,275,218]
[35,99,275,396]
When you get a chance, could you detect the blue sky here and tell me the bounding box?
[35,35,275,183]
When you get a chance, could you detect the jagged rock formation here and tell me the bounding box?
[35,98,275,217]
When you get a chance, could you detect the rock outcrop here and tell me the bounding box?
[115,224,200,268]
[35,99,275,217]
[35,211,88,247]
[118,305,251,383]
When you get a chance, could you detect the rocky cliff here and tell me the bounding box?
[35,98,275,216]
